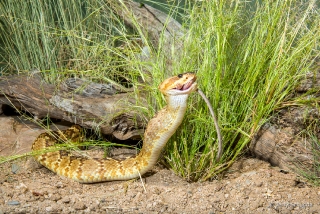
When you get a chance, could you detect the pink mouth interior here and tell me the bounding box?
[176,80,194,91]
[182,81,192,90]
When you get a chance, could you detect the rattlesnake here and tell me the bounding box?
[32,73,197,183]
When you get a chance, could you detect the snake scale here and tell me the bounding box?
[32,73,198,183]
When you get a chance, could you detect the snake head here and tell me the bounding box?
[159,72,197,96]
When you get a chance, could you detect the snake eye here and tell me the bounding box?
[177,74,183,78]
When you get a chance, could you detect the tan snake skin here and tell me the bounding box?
[32,73,197,183]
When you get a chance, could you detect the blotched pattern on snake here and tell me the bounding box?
[32,73,197,183]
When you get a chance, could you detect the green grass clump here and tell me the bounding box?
[163,0,319,181]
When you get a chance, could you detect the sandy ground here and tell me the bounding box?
[1,116,320,214]
[1,158,320,214]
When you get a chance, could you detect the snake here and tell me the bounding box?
[32,73,198,183]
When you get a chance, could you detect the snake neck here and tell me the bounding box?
[134,94,189,174]
[165,94,189,111]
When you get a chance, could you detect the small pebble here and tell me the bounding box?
[60,196,70,203]
[74,201,86,210]
[55,182,64,188]
[256,182,263,187]
[7,201,20,206]
[11,164,20,174]
[45,207,52,212]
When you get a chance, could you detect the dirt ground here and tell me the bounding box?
[1,116,320,214]
[1,158,320,214]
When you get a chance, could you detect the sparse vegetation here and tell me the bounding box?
[0,0,319,182]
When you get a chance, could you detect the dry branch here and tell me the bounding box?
[0,75,146,140]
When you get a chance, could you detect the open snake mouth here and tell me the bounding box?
[175,79,196,91]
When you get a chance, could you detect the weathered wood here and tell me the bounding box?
[111,0,184,51]
[250,122,315,172]
[0,75,146,140]
[250,68,320,174]
[110,0,184,75]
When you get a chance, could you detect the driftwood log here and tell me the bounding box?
[0,75,147,140]
[250,69,320,174]
[251,121,316,173]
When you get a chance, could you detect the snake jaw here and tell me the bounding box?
[159,72,197,96]
[172,79,197,95]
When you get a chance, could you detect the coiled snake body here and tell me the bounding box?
[32,73,197,183]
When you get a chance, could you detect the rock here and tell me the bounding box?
[251,120,315,173]
[60,196,70,203]
[74,201,86,210]
[0,116,72,158]
[45,206,53,212]
[7,201,20,206]
[49,194,62,202]
[11,164,20,174]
